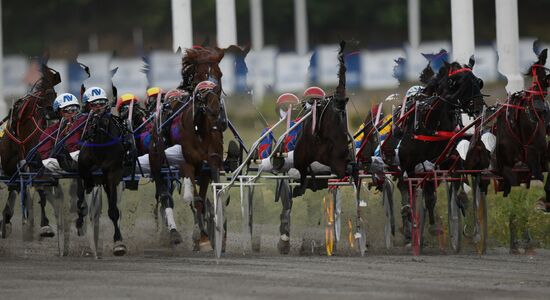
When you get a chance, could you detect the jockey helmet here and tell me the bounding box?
[53,93,80,112]
[303,86,326,101]
[193,80,217,96]
[116,93,139,112]
[82,87,108,104]
[276,93,300,108]
[405,85,424,98]
[145,87,165,104]
[165,89,187,102]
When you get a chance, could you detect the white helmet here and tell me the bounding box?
[405,85,424,98]
[82,87,108,104]
[53,93,80,112]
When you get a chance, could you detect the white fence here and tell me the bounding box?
[3,38,548,99]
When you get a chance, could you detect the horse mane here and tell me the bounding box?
[182,47,224,66]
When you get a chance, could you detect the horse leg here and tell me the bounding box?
[424,183,441,236]
[536,167,550,213]
[156,178,182,245]
[37,188,55,238]
[525,145,544,181]
[397,178,411,245]
[105,172,126,256]
[0,189,17,238]
[277,179,292,255]
[75,179,89,236]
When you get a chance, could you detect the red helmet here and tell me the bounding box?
[276,93,300,108]
[164,89,187,102]
[193,80,217,95]
[116,93,139,112]
[303,86,326,101]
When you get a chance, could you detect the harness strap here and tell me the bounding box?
[414,130,464,142]
[448,68,471,77]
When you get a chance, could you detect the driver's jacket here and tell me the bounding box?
[38,114,88,159]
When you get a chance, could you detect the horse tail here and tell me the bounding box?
[336,40,346,98]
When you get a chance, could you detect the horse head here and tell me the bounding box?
[438,58,485,117]
[528,48,549,97]
[180,47,224,93]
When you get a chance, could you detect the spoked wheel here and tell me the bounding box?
[21,185,34,241]
[447,181,462,254]
[54,185,70,257]
[473,175,488,254]
[411,186,425,256]
[352,181,367,256]
[332,187,342,252]
[323,192,336,256]
[241,182,261,253]
[213,189,225,258]
[382,178,395,249]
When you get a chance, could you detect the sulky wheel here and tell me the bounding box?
[473,175,488,254]
[447,181,462,254]
[411,186,425,256]
[382,178,395,249]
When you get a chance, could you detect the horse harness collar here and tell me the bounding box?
[4,91,51,154]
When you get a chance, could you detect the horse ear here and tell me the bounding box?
[419,63,434,85]
[215,47,225,62]
[468,55,475,69]
[539,49,548,65]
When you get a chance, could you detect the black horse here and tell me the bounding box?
[494,48,550,253]
[396,58,485,242]
[77,110,130,256]
[495,49,549,198]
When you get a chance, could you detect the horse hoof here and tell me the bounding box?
[277,235,290,255]
[0,220,12,238]
[525,248,537,256]
[509,248,521,255]
[39,225,55,238]
[535,200,550,214]
[199,241,212,252]
[169,229,183,246]
[113,242,127,256]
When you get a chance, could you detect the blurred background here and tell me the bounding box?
[2,0,550,253]
[2,0,550,105]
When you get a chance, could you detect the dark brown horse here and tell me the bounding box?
[279,42,352,254]
[0,59,60,239]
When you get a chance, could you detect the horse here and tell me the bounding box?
[174,47,226,251]
[396,58,485,244]
[494,48,550,253]
[0,59,60,239]
[77,109,130,256]
[276,41,353,253]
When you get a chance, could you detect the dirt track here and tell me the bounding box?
[1,246,549,299]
